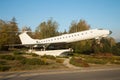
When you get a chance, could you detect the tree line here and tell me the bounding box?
[0,18,120,55]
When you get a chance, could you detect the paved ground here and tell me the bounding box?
[0,67,120,80]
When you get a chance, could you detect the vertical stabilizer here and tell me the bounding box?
[19,32,35,44]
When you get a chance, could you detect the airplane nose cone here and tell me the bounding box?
[109,30,112,35]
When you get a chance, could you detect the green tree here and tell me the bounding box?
[69,19,91,54]
[35,19,58,39]
[92,37,116,54]
[112,42,120,56]
[0,18,19,50]
[92,39,101,54]
[9,17,19,44]
[69,19,90,33]
[21,26,31,32]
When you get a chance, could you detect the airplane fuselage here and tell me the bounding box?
[19,29,111,45]
[19,29,112,56]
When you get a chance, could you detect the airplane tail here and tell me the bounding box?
[19,32,35,45]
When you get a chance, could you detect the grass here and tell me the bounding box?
[0,55,15,60]
[0,65,11,71]
[1,51,120,72]
[0,51,65,72]
[70,53,120,67]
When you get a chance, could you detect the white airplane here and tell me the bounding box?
[19,29,112,56]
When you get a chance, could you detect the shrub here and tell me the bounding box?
[0,55,15,60]
[0,60,7,65]
[86,58,107,64]
[70,57,89,67]
[31,53,39,57]
[56,59,64,63]
[0,65,11,71]
[111,61,120,64]
[13,51,26,55]
[113,56,120,61]
[21,58,48,65]
[14,55,26,60]
[41,55,56,60]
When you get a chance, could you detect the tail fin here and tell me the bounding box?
[19,32,35,44]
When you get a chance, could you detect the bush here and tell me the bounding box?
[21,58,48,65]
[29,53,39,57]
[0,65,11,71]
[0,55,15,60]
[111,61,120,64]
[56,59,64,63]
[0,60,7,65]
[41,55,56,60]
[85,58,107,64]
[14,55,26,60]
[70,57,89,67]
[13,51,26,55]
[110,56,120,64]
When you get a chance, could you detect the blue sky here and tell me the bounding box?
[0,0,120,41]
